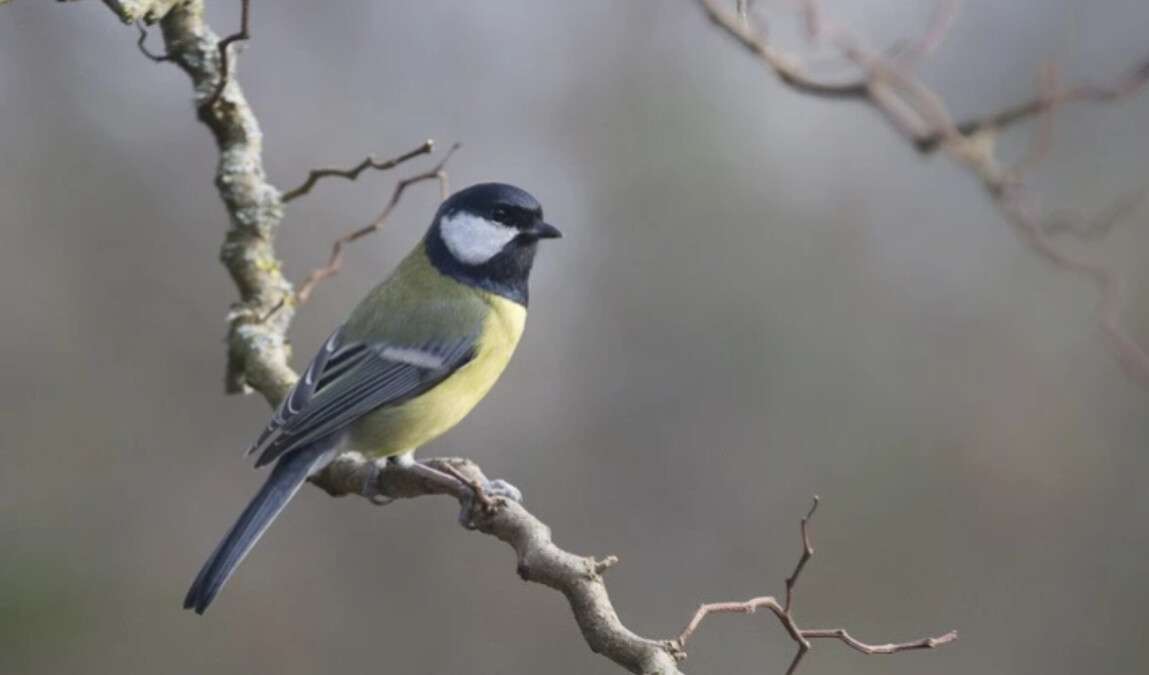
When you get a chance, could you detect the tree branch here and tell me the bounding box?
[698,0,1149,386]
[153,0,295,398]
[314,457,955,675]
[315,455,684,674]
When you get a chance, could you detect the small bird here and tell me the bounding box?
[183,182,561,614]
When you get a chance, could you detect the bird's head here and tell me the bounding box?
[425,182,561,305]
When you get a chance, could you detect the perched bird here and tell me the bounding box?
[183,182,561,614]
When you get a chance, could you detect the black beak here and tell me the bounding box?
[527,221,562,240]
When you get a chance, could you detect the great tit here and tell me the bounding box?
[183,182,561,614]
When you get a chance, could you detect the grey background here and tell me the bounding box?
[2,1,1148,674]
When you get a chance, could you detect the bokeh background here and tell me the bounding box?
[2,1,1148,674]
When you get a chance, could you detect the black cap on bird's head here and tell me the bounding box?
[425,182,561,306]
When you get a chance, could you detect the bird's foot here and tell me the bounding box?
[439,463,522,529]
[456,480,520,529]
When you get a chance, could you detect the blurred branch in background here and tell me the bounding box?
[699,0,1149,385]
[81,0,958,673]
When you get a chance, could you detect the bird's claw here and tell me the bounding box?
[456,477,523,529]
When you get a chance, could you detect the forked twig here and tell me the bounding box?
[293,143,460,304]
[675,497,956,675]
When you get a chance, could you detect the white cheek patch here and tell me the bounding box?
[440,213,519,265]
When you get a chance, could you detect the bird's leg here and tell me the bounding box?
[396,455,472,495]
[396,454,522,505]
[360,454,522,526]
[358,453,468,503]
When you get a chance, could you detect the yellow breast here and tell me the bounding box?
[348,293,527,457]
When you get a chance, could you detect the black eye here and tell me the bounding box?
[492,206,510,221]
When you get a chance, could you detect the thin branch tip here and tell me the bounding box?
[281,139,437,203]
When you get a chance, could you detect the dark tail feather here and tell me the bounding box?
[183,445,330,614]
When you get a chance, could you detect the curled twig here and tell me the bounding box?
[281,140,436,203]
[135,21,171,62]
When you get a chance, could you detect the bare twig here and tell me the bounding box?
[675,497,956,675]
[783,495,818,611]
[800,628,959,654]
[294,142,460,304]
[699,0,1149,386]
[200,0,251,114]
[280,140,435,203]
[916,53,1149,152]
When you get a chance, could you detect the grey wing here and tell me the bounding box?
[248,326,477,468]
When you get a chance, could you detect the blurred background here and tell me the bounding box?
[2,1,1148,673]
